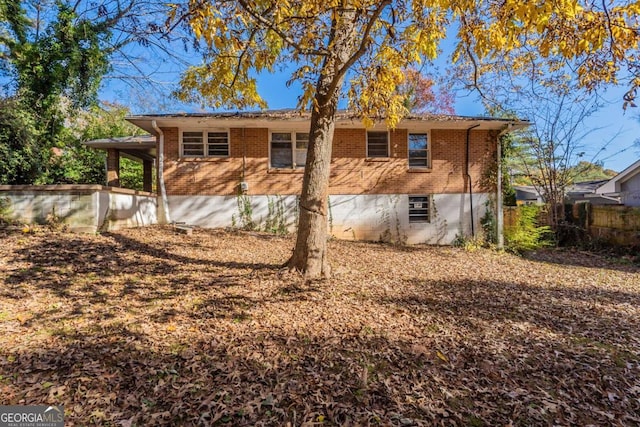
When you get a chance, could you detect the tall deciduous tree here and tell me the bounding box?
[46,102,146,187]
[398,68,455,115]
[0,0,110,167]
[0,0,188,183]
[452,7,639,236]
[175,0,640,279]
[513,92,601,232]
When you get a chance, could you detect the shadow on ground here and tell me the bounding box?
[1,229,639,425]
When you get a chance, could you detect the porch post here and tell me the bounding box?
[143,159,153,192]
[106,148,120,187]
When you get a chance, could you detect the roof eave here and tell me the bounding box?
[126,113,529,134]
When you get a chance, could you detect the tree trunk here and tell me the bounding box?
[287,95,338,279]
[287,8,357,280]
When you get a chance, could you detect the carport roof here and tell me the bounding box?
[83,135,156,162]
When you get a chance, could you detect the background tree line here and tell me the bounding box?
[0,0,185,188]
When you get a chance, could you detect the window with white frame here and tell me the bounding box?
[207,132,229,156]
[294,132,309,168]
[270,132,309,168]
[408,195,431,223]
[367,131,389,157]
[181,130,229,157]
[408,133,429,168]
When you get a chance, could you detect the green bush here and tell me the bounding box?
[505,205,553,252]
[480,201,497,245]
[0,98,43,184]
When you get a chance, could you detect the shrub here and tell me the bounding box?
[505,205,553,252]
[480,201,497,245]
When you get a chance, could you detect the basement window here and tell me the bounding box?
[409,195,431,223]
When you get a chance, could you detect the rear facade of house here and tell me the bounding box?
[126,112,522,244]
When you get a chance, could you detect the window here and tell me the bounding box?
[409,195,431,223]
[408,133,429,168]
[181,130,229,157]
[182,131,204,156]
[295,132,309,168]
[367,131,389,157]
[270,132,309,168]
[207,132,229,156]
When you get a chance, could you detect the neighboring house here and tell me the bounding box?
[568,180,619,205]
[87,111,527,244]
[513,185,544,205]
[595,159,640,206]
[513,180,619,206]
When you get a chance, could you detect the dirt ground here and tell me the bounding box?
[0,226,638,426]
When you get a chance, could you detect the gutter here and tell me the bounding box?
[151,120,171,224]
[593,192,623,203]
[465,124,481,238]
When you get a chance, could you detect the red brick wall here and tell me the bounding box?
[161,126,497,196]
[106,148,120,187]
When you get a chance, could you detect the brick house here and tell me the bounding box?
[96,111,527,244]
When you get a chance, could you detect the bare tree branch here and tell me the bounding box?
[236,0,330,56]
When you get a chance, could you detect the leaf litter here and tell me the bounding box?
[0,226,639,426]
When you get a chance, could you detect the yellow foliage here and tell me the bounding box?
[173,0,640,118]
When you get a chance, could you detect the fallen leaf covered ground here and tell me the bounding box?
[0,226,638,426]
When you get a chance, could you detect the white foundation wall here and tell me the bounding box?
[167,195,299,229]
[3,191,96,229]
[167,193,492,244]
[329,193,491,244]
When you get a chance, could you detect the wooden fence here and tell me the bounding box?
[504,204,640,246]
[576,204,640,246]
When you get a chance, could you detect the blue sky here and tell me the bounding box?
[3,0,637,173]
[102,67,640,173]
[98,25,640,174]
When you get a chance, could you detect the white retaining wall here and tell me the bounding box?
[0,185,157,232]
[167,193,491,244]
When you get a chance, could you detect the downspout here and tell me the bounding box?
[496,124,514,249]
[151,120,171,224]
[465,123,481,238]
[242,128,246,183]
